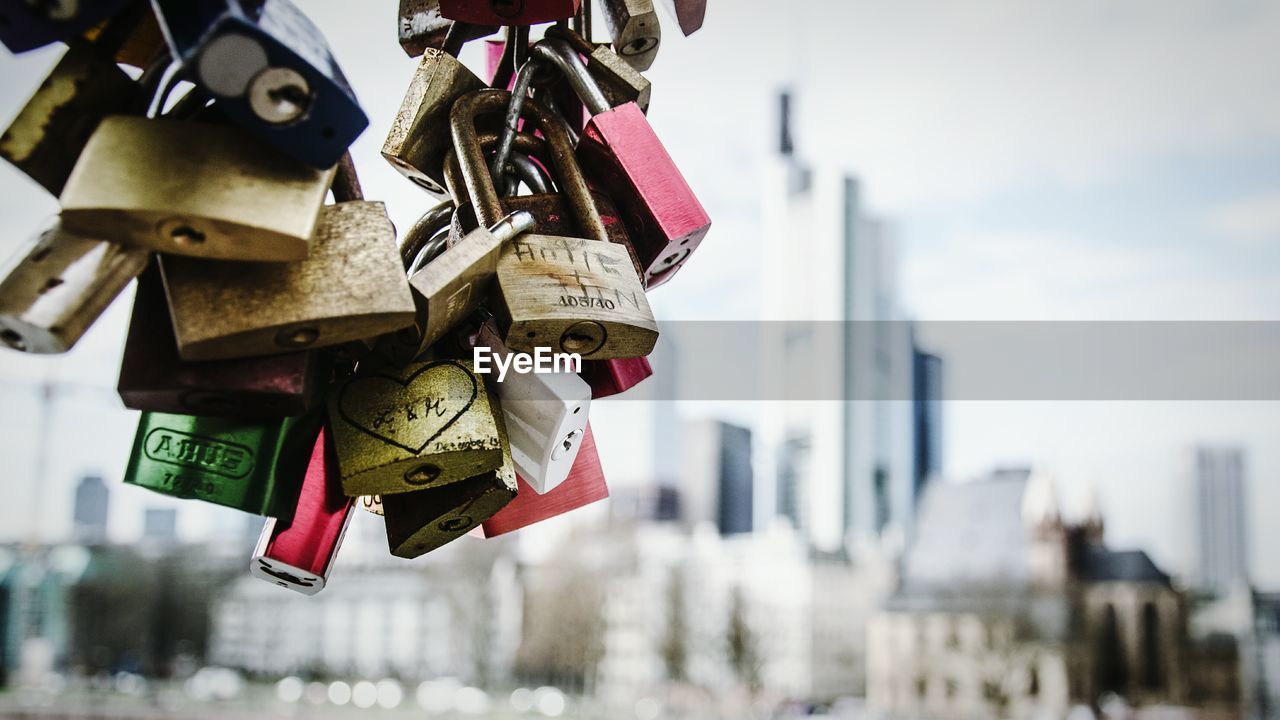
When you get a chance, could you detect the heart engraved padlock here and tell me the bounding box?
[451,88,658,360]
[381,404,517,558]
[328,358,505,497]
[159,153,416,361]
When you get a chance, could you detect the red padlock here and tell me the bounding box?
[480,423,608,537]
[118,266,324,419]
[438,0,581,27]
[579,357,652,398]
[536,40,710,288]
[250,426,355,595]
[659,0,705,37]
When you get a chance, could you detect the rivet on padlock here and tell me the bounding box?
[381,409,518,558]
[327,358,505,497]
[475,321,590,494]
[480,422,607,537]
[250,425,354,595]
[600,0,661,71]
[59,115,336,261]
[117,266,323,419]
[158,153,417,361]
[123,409,322,520]
[540,40,710,288]
[451,89,658,360]
[0,219,149,355]
[151,0,369,169]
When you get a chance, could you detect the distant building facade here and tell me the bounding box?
[911,345,943,504]
[1193,446,1249,596]
[142,508,177,545]
[868,470,1240,720]
[761,91,916,552]
[680,420,754,536]
[71,474,109,544]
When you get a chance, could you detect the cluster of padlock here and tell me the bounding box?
[0,0,708,595]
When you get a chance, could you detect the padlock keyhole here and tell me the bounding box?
[405,463,442,486]
[1,328,26,351]
[170,225,206,245]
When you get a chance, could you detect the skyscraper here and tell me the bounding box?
[1193,446,1249,595]
[681,420,754,536]
[761,91,916,551]
[143,508,178,545]
[72,474,109,544]
[911,344,943,505]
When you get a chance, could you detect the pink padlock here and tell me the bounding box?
[480,423,608,537]
[579,357,653,398]
[534,40,710,289]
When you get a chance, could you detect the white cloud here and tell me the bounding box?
[1205,188,1280,246]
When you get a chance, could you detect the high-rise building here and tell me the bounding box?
[911,344,943,505]
[72,474,109,544]
[681,420,754,536]
[143,508,178,545]
[760,91,916,551]
[1193,446,1249,595]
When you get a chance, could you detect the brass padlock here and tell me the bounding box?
[382,45,487,196]
[328,358,505,497]
[158,154,417,361]
[0,219,149,354]
[545,25,650,113]
[397,0,497,57]
[452,89,658,360]
[0,35,143,196]
[381,411,517,558]
[59,115,336,261]
[601,0,661,71]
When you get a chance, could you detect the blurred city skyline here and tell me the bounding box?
[0,0,1278,592]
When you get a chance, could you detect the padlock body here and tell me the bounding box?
[60,116,335,261]
[452,192,645,277]
[0,222,148,355]
[124,411,320,520]
[481,423,606,537]
[383,49,487,196]
[383,462,517,558]
[477,323,590,494]
[152,0,368,169]
[328,359,505,497]
[579,356,652,398]
[0,0,130,53]
[160,201,416,361]
[398,0,496,57]
[118,268,322,418]
[659,0,705,36]
[405,224,506,360]
[600,0,660,71]
[251,426,354,595]
[437,0,581,27]
[494,234,658,360]
[0,44,141,196]
[578,102,711,288]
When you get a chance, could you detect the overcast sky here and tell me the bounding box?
[0,0,1278,587]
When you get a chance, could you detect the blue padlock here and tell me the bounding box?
[0,0,132,54]
[150,0,368,169]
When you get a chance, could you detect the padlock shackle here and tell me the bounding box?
[543,25,595,57]
[447,130,554,206]
[401,200,455,270]
[450,89,608,243]
[531,40,611,116]
[331,152,363,203]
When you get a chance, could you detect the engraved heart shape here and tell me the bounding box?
[336,360,478,455]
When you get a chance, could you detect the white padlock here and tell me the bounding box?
[476,323,591,494]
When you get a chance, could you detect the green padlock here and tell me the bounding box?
[123,411,321,520]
